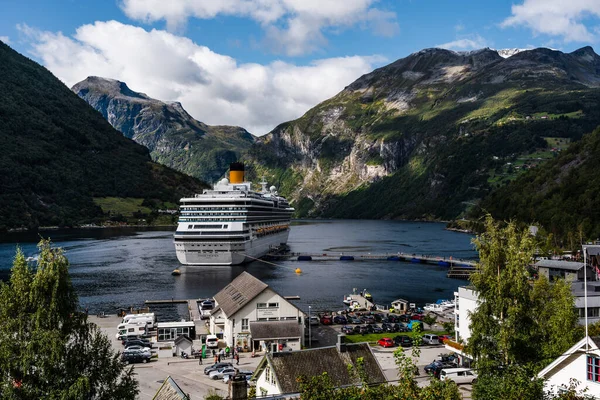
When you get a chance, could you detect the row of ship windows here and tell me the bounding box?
[181,212,246,216]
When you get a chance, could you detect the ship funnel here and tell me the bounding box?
[229,162,244,184]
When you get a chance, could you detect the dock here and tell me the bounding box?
[144,299,188,304]
[268,251,476,267]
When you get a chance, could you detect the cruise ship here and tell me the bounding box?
[174,163,294,266]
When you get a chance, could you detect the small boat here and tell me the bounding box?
[297,255,312,261]
[171,269,181,276]
[343,295,353,305]
[340,255,355,261]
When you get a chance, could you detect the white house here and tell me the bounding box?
[209,271,306,351]
[253,342,386,397]
[538,336,600,397]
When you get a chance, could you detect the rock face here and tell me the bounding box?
[245,46,600,219]
[72,77,255,183]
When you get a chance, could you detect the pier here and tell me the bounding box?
[268,251,476,267]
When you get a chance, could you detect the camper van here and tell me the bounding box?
[121,313,156,329]
[116,323,150,340]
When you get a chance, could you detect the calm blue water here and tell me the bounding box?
[0,220,476,319]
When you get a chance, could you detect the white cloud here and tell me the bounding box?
[501,0,600,42]
[437,34,488,51]
[19,21,385,135]
[119,0,399,56]
[0,36,10,44]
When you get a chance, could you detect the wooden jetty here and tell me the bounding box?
[144,299,188,304]
[447,266,476,280]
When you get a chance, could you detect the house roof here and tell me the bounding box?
[535,260,585,271]
[213,271,268,317]
[538,336,600,379]
[250,321,302,340]
[153,376,189,400]
[174,335,192,346]
[392,299,408,304]
[258,343,386,394]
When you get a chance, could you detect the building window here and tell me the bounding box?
[265,367,271,383]
[588,356,600,382]
[242,319,249,330]
[257,303,267,308]
[268,302,279,308]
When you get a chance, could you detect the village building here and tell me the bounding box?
[391,298,409,313]
[537,336,600,398]
[253,342,386,397]
[209,271,306,352]
[535,259,593,282]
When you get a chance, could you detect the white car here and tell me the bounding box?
[123,346,151,355]
[440,368,477,384]
[209,367,237,380]
[223,370,253,384]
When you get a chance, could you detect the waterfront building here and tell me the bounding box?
[209,272,306,351]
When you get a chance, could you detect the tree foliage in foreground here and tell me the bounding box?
[0,240,138,399]
[469,215,579,399]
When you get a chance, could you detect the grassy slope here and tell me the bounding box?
[479,125,600,242]
[0,42,207,230]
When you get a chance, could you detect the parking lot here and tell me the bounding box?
[93,315,471,399]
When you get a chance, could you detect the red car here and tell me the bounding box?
[320,315,333,325]
[438,335,452,343]
[378,337,394,348]
[411,314,424,321]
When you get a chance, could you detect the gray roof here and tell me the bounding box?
[174,335,192,345]
[153,376,189,400]
[213,272,268,317]
[583,245,600,256]
[535,260,584,271]
[264,343,386,394]
[250,321,302,340]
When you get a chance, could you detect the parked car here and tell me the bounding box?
[320,315,333,325]
[348,316,362,324]
[381,323,393,332]
[440,368,478,384]
[395,323,409,332]
[204,362,233,375]
[422,334,440,345]
[359,325,373,334]
[394,335,413,347]
[411,314,424,321]
[124,340,152,349]
[398,314,411,323]
[424,361,444,375]
[438,335,453,343]
[333,315,347,324]
[223,371,253,384]
[210,366,237,380]
[309,316,320,326]
[378,337,394,348]
[362,315,376,324]
[121,351,151,364]
[123,345,151,354]
[341,325,354,334]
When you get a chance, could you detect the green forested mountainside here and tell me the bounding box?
[244,46,600,220]
[478,125,600,243]
[72,77,255,183]
[0,41,207,230]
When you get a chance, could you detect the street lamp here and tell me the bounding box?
[308,305,311,349]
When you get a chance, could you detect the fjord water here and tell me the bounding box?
[0,220,475,318]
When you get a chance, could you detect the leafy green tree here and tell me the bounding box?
[469,215,579,399]
[423,314,438,328]
[0,240,138,399]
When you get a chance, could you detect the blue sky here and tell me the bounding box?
[1,0,599,134]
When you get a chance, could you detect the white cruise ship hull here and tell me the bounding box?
[175,230,289,266]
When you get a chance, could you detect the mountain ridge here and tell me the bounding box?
[244,45,600,220]
[72,76,256,183]
[0,41,206,230]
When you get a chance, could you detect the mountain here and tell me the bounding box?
[478,125,600,242]
[72,77,256,183]
[495,48,528,58]
[244,46,600,219]
[0,41,207,230]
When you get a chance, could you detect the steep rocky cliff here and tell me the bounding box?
[245,47,600,219]
[72,77,255,183]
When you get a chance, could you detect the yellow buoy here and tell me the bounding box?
[172,269,181,276]
[295,268,302,274]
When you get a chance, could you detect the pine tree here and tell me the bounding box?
[0,239,138,399]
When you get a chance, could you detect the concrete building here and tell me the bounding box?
[535,259,592,282]
[209,272,306,351]
[391,298,409,313]
[538,336,600,398]
[253,342,385,397]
